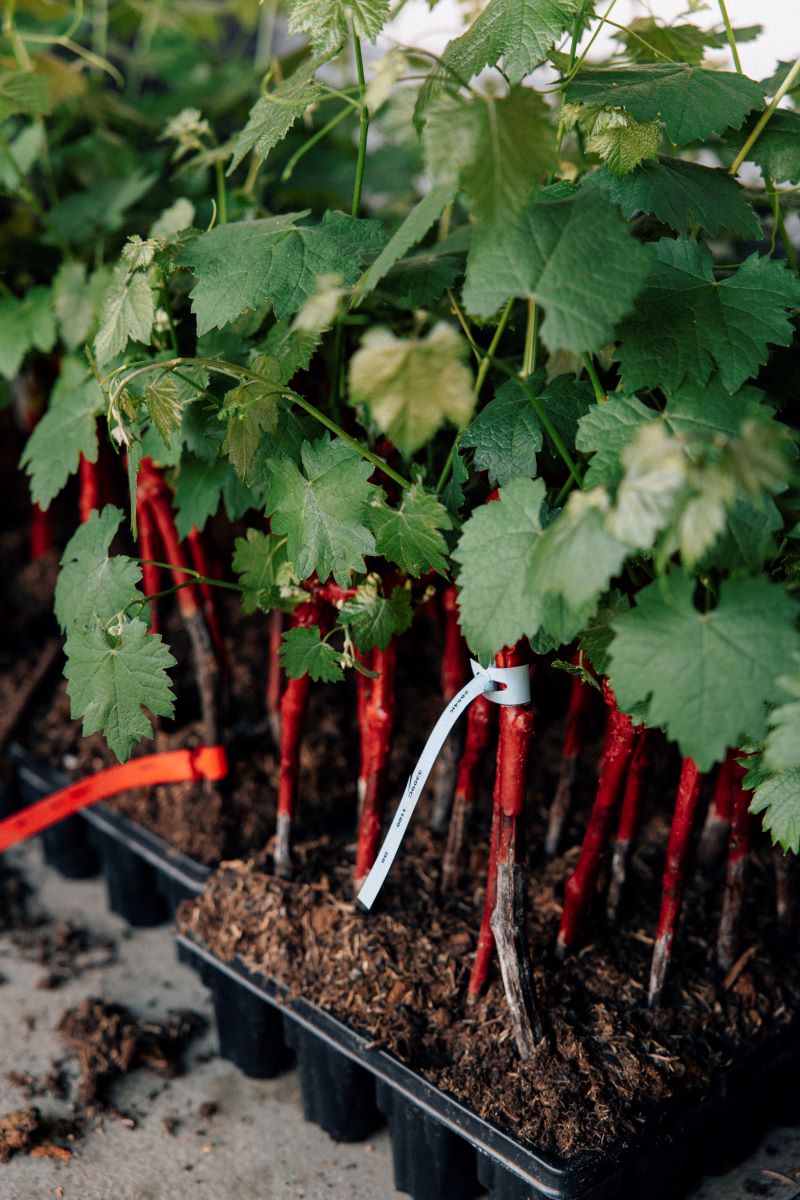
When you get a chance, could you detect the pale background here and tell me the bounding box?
[385,0,798,79]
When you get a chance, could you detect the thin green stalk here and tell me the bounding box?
[159,270,179,355]
[716,0,742,73]
[214,160,228,224]
[730,53,800,177]
[495,360,583,489]
[564,0,622,85]
[328,32,370,416]
[522,299,538,378]
[351,34,369,217]
[105,356,413,491]
[281,106,351,182]
[767,175,799,271]
[582,353,607,403]
[446,288,483,364]
[135,559,243,591]
[435,299,513,493]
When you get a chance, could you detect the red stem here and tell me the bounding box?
[274,599,320,879]
[136,494,162,634]
[187,525,226,665]
[354,641,397,891]
[468,644,533,998]
[138,460,200,619]
[648,757,703,1007]
[698,751,735,868]
[545,669,594,857]
[78,452,101,524]
[557,681,638,956]
[442,692,495,892]
[30,504,54,559]
[355,647,376,815]
[267,609,284,746]
[430,584,469,833]
[717,759,752,972]
[606,729,652,922]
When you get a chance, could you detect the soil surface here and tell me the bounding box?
[178,720,800,1163]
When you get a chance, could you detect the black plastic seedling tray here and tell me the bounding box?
[8,744,800,1200]
[175,931,800,1200]
[6,744,209,923]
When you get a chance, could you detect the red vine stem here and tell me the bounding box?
[274,599,320,879]
[442,692,495,892]
[488,644,542,1057]
[354,640,397,892]
[430,584,469,832]
[717,758,751,972]
[266,609,284,746]
[699,751,735,867]
[78,452,101,524]
[135,494,162,634]
[606,729,652,922]
[545,668,593,857]
[557,681,637,957]
[648,757,703,1007]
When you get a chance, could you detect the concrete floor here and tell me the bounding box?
[2,842,800,1200]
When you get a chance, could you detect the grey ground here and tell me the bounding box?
[1,841,800,1200]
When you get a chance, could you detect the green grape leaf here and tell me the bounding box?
[0,287,56,380]
[587,156,760,237]
[228,60,323,173]
[567,103,660,178]
[614,240,800,394]
[764,657,800,772]
[565,64,764,145]
[221,359,282,480]
[614,18,720,65]
[145,375,184,449]
[377,245,463,309]
[747,760,800,853]
[608,571,800,770]
[265,434,376,587]
[441,446,469,517]
[0,69,50,121]
[259,319,322,382]
[348,322,474,456]
[232,528,296,614]
[94,267,155,366]
[280,625,344,682]
[64,616,176,762]
[422,89,557,226]
[354,182,457,301]
[461,377,543,485]
[181,210,385,335]
[54,505,142,633]
[527,488,630,612]
[732,110,800,184]
[368,485,453,577]
[287,0,391,55]
[453,477,545,658]
[173,455,229,538]
[339,581,413,651]
[539,373,594,455]
[701,493,783,572]
[575,392,653,489]
[418,0,581,111]
[579,588,630,675]
[463,189,649,353]
[52,261,112,350]
[20,358,101,509]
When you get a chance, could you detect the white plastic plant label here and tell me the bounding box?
[357,660,530,911]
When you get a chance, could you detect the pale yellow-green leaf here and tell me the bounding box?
[145,376,183,448]
[606,422,686,549]
[349,322,474,456]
